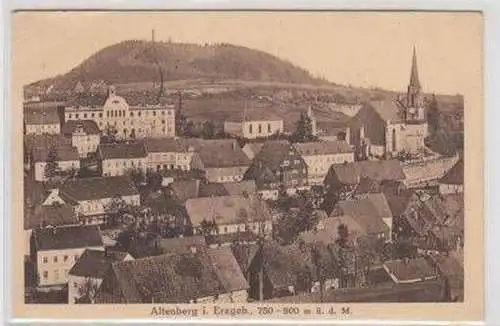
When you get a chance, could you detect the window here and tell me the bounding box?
[258,124,262,134]
[249,124,253,134]
[161,120,165,124]
[161,111,165,115]
[106,111,109,118]
[43,271,48,279]
[138,112,141,117]
[42,257,48,263]
[99,113,103,118]
[64,269,68,276]
[153,111,156,116]
[167,110,172,115]
[268,123,271,133]
[91,113,95,118]
[54,270,59,281]
[53,256,58,263]
[73,282,78,288]
[69,114,72,119]
[63,255,68,262]
[75,113,79,119]
[130,112,134,117]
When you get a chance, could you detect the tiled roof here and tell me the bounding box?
[66,94,107,108]
[231,243,259,276]
[383,258,437,283]
[264,278,444,303]
[24,203,78,230]
[24,107,60,125]
[32,145,79,163]
[156,236,207,255]
[144,138,185,153]
[327,160,405,185]
[60,176,139,201]
[205,231,259,246]
[197,144,251,169]
[169,180,201,202]
[368,100,407,123]
[440,159,464,185]
[186,195,271,228]
[34,225,103,251]
[24,177,46,208]
[207,246,249,292]
[199,180,257,198]
[251,140,293,171]
[333,194,392,235]
[106,249,243,303]
[98,142,147,159]
[24,134,71,153]
[294,141,354,156]
[242,143,264,159]
[61,120,100,136]
[429,255,464,281]
[69,249,131,279]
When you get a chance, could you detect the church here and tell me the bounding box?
[349,47,429,160]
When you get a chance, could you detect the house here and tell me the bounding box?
[264,278,445,303]
[61,120,101,158]
[294,141,355,185]
[297,215,365,248]
[349,49,428,159]
[190,140,251,183]
[144,138,196,172]
[224,109,284,139]
[32,225,104,287]
[31,145,80,181]
[95,247,249,303]
[167,179,201,203]
[64,86,176,139]
[98,142,147,177]
[24,202,79,257]
[427,254,464,301]
[185,195,273,243]
[24,107,61,135]
[324,160,405,201]
[199,180,257,198]
[45,176,140,225]
[382,257,438,284]
[439,158,464,195]
[244,140,309,199]
[68,248,134,304]
[155,236,207,255]
[246,241,311,300]
[242,143,264,160]
[332,193,393,241]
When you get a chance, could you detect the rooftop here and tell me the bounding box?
[98,142,147,160]
[327,160,405,185]
[383,257,438,283]
[199,180,257,198]
[24,203,78,230]
[440,158,464,185]
[60,176,139,201]
[61,120,100,136]
[294,141,354,156]
[69,249,131,279]
[32,145,79,163]
[34,225,103,251]
[24,107,60,125]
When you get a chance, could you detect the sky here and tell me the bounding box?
[12,11,482,96]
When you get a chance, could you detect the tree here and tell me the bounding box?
[311,245,324,302]
[427,94,440,133]
[291,112,316,143]
[44,145,59,179]
[335,223,351,288]
[128,168,146,187]
[201,121,216,139]
[76,277,100,304]
[199,219,218,236]
[102,124,118,143]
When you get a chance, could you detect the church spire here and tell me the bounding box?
[409,46,421,91]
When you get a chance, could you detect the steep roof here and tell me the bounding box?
[231,243,259,276]
[334,194,392,235]
[98,142,147,160]
[69,249,131,279]
[105,248,246,303]
[294,141,354,156]
[185,195,271,228]
[32,145,79,163]
[297,215,364,247]
[144,138,185,153]
[197,144,251,169]
[24,177,46,208]
[61,120,100,136]
[440,159,464,185]
[250,140,294,171]
[24,203,78,230]
[383,258,437,283]
[327,160,405,185]
[24,134,71,153]
[66,94,107,108]
[409,47,422,90]
[368,100,406,123]
[199,180,257,198]
[242,143,264,159]
[60,176,139,201]
[24,107,60,125]
[207,246,249,292]
[34,225,103,251]
[169,180,201,202]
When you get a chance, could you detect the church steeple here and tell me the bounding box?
[406,46,423,109]
[409,46,421,91]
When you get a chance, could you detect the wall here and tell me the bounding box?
[72,134,100,158]
[67,275,103,304]
[74,194,140,219]
[386,123,428,154]
[242,120,283,139]
[303,152,355,184]
[403,155,459,187]
[205,166,248,183]
[37,246,104,287]
[224,121,244,137]
[26,123,60,135]
[439,183,464,195]
[102,157,147,177]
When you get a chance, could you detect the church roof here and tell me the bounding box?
[409,47,421,90]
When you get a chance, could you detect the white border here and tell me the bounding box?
[3,1,499,325]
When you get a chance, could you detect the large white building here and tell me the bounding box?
[61,120,101,158]
[31,145,80,181]
[32,225,104,287]
[97,142,148,177]
[64,86,175,140]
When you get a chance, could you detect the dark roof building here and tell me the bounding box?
[440,158,464,185]
[24,107,60,125]
[24,203,79,230]
[61,120,100,136]
[32,145,79,163]
[69,249,132,279]
[383,258,438,284]
[156,236,207,255]
[294,141,354,156]
[199,180,257,198]
[34,225,103,251]
[60,176,139,202]
[325,160,405,187]
[98,142,147,160]
[168,179,201,203]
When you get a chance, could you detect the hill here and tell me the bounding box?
[26,40,328,93]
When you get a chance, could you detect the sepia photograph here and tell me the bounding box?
[11,11,483,321]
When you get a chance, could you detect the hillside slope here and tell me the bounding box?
[27,40,326,92]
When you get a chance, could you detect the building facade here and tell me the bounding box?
[64,86,175,140]
[24,107,61,136]
[31,145,80,181]
[61,120,101,158]
[224,119,284,139]
[98,142,148,177]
